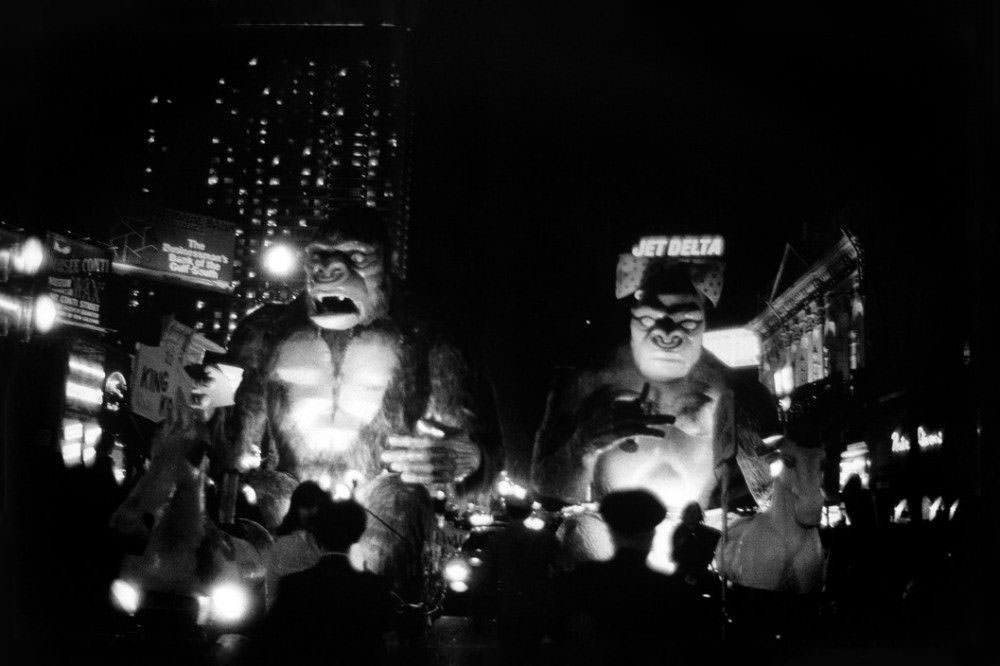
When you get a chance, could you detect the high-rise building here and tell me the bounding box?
[138,23,413,344]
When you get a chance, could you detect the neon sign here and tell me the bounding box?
[631,235,725,259]
[890,429,911,455]
[917,426,943,450]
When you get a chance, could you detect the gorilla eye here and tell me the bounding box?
[679,320,702,333]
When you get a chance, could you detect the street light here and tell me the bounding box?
[262,244,298,278]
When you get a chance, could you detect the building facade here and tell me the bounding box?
[751,232,865,409]
[138,24,413,345]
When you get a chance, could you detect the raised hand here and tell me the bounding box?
[382,418,482,486]
[572,383,675,461]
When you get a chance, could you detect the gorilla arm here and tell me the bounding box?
[383,340,502,501]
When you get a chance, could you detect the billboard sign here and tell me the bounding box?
[129,318,225,423]
[45,232,112,331]
[111,208,235,292]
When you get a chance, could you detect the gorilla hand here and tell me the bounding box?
[382,419,482,485]
[570,383,674,463]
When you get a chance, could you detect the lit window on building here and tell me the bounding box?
[215,98,223,104]
[339,68,347,77]
[262,87,270,96]
[336,107,345,117]
[303,147,312,156]
[247,271,256,279]
[272,156,280,166]
[301,168,312,176]
[298,219,308,227]
[248,57,258,66]
[195,321,204,330]
[207,175,219,186]
[151,96,159,104]
[316,177,325,186]
[268,177,280,186]
[145,167,152,173]
[218,78,225,85]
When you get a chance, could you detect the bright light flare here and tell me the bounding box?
[449,581,469,593]
[262,244,297,277]
[769,459,784,479]
[523,516,545,531]
[33,295,59,332]
[443,560,470,584]
[65,380,103,406]
[469,513,493,527]
[110,579,141,615]
[703,328,761,368]
[13,237,45,275]
[208,583,250,624]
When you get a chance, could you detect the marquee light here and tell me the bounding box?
[703,328,761,368]
[32,295,58,333]
[12,237,45,275]
[773,365,794,397]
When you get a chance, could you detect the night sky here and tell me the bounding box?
[1,2,976,470]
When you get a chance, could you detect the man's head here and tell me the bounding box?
[600,489,667,555]
[303,208,392,330]
[628,263,706,382]
[309,498,368,553]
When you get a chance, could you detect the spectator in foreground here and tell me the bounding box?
[264,481,329,606]
[671,501,721,588]
[555,490,690,666]
[254,499,396,666]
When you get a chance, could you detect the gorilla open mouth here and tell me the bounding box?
[313,294,360,316]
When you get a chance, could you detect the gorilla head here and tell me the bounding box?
[303,208,392,330]
[628,262,707,382]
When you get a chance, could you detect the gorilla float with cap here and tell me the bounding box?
[532,232,825,593]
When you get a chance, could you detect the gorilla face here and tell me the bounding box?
[304,232,389,330]
[629,292,705,382]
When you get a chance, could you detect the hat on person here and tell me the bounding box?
[599,490,667,535]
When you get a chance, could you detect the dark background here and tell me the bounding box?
[0,1,989,473]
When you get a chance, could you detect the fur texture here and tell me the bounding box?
[228,295,501,594]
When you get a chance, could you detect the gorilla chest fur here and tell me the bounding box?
[593,387,718,512]
[268,327,411,482]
